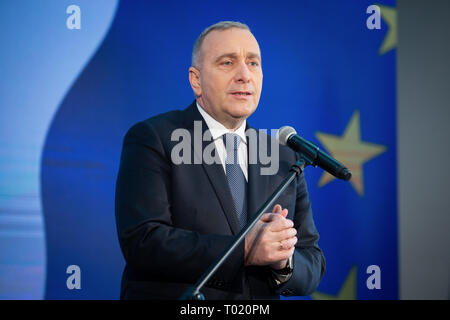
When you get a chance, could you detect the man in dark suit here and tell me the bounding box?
[115,21,325,299]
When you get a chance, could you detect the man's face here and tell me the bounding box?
[190,28,263,128]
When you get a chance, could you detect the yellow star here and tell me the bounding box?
[377,4,397,55]
[311,266,357,300]
[315,110,386,196]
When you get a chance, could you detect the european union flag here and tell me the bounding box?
[263,1,398,300]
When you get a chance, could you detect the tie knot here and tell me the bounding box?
[223,133,241,151]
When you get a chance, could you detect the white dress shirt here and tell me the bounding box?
[196,101,248,181]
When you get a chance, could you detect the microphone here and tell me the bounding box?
[277,126,352,181]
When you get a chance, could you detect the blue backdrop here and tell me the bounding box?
[0,0,396,299]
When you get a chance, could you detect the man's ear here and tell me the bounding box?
[189,66,202,97]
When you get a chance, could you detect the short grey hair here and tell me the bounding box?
[191,21,251,67]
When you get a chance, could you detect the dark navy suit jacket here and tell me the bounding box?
[115,101,325,299]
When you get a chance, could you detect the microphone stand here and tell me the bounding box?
[180,157,313,300]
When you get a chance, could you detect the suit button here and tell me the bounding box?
[217,280,225,288]
[281,289,292,295]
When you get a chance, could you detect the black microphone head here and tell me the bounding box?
[339,168,352,181]
[277,126,297,146]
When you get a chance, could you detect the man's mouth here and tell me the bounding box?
[230,91,252,96]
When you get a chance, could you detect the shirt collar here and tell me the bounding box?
[196,101,247,144]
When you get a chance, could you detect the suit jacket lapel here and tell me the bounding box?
[183,101,241,235]
[246,124,270,221]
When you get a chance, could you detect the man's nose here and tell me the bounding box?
[234,61,251,83]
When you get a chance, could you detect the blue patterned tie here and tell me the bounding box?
[223,133,247,229]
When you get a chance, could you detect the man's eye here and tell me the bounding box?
[249,61,259,67]
[222,61,232,66]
